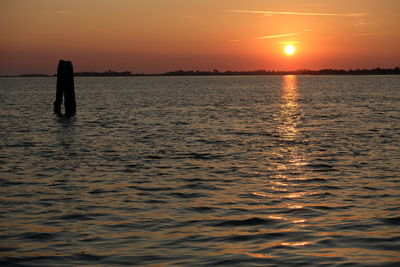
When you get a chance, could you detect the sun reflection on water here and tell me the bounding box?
[258,75,312,242]
[268,75,306,180]
[279,75,300,140]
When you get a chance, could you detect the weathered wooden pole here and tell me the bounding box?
[54,60,76,116]
[53,61,64,115]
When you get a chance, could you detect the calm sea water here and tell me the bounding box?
[1,75,399,266]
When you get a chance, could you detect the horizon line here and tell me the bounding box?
[2,66,399,77]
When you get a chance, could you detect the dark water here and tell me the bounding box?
[1,75,399,266]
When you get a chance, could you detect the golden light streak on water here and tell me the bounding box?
[279,75,301,140]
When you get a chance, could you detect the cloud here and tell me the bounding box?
[355,31,399,36]
[354,19,383,27]
[256,33,300,39]
[225,10,366,17]
[256,29,311,41]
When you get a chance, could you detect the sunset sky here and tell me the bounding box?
[1,0,399,75]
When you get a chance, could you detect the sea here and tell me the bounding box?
[0,75,399,266]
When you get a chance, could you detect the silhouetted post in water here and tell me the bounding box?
[54,60,76,116]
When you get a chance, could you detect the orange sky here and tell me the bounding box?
[1,0,399,75]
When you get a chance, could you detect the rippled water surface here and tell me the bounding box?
[1,76,400,266]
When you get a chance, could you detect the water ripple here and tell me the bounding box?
[1,76,400,266]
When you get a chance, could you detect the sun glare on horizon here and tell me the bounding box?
[284,44,296,56]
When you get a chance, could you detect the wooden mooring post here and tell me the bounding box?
[54,60,76,116]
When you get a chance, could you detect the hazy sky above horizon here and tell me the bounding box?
[1,0,399,74]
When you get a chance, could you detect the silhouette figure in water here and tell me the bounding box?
[54,60,76,116]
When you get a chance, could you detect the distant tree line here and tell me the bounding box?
[73,70,133,77]
[161,67,400,76]
[16,73,50,77]
[4,67,400,77]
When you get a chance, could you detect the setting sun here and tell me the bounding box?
[284,44,296,56]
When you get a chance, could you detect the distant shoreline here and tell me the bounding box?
[2,67,399,77]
